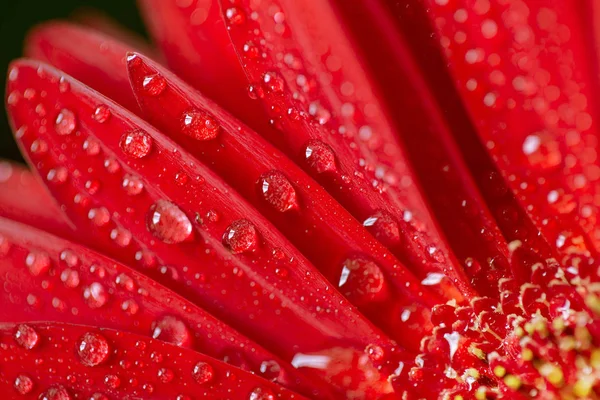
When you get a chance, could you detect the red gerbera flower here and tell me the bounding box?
[2,0,600,399]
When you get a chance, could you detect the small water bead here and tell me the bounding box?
[259,360,282,381]
[174,171,189,186]
[77,332,110,367]
[151,316,192,347]
[89,394,109,400]
[103,158,121,173]
[259,171,298,212]
[223,219,259,254]
[157,367,175,383]
[338,258,385,305]
[365,344,384,362]
[88,207,110,227]
[39,385,71,400]
[85,179,100,195]
[147,200,193,244]
[121,299,139,315]
[83,138,101,156]
[14,374,33,394]
[225,7,246,25]
[14,324,39,349]
[60,269,80,288]
[192,361,214,384]
[142,74,167,96]
[110,227,132,247]
[181,109,220,141]
[59,77,70,93]
[59,249,79,268]
[362,211,401,247]
[93,105,111,123]
[120,130,153,158]
[55,109,77,135]
[26,251,51,276]
[83,282,108,308]
[206,209,220,223]
[122,174,144,195]
[304,140,337,173]
[248,387,275,400]
[104,374,121,389]
[247,84,265,99]
[47,167,68,184]
[243,41,260,58]
[30,139,48,155]
[263,72,284,93]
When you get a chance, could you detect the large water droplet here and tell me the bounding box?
[83,282,108,308]
[76,332,110,367]
[120,130,152,158]
[151,316,192,347]
[223,219,259,254]
[259,171,298,212]
[14,324,39,349]
[338,258,385,305]
[55,109,76,135]
[14,374,33,394]
[25,251,51,276]
[142,74,167,96]
[39,385,71,400]
[192,361,214,384]
[248,387,275,400]
[147,200,193,244]
[304,140,337,173]
[181,109,220,141]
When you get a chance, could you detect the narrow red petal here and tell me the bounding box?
[423,0,600,276]
[0,160,74,239]
[0,322,302,399]
[219,0,475,300]
[24,22,141,112]
[0,215,319,396]
[6,60,407,396]
[127,52,439,350]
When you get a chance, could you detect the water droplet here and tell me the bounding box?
[59,249,79,268]
[60,269,80,288]
[93,105,111,123]
[30,139,48,155]
[39,385,71,400]
[304,140,336,173]
[58,77,70,93]
[157,367,175,383]
[151,316,192,347]
[192,361,214,384]
[25,251,51,276]
[181,109,220,141]
[249,387,275,400]
[14,374,33,394]
[223,219,259,254]
[247,84,264,99]
[338,258,385,304]
[365,344,384,361]
[46,167,68,184]
[225,7,246,25]
[104,374,120,389]
[83,138,101,156]
[142,74,167,96]
[259,360,281,381]
[175,171,189,186]
[83,282,108,308]
[14,324,39,350]
[88,207,110,227]
[103,158,121,173]
[120,130,152,158]
[362,211,400,247]
[77,332,110,367]
[243,41,260,58]
[85,179,100,194]
[89,394,109,400]
[122,175,144,195]
[147,200,193,244]
[263,72,284,93]
[110,227,132,247]
[121,299,139,315]
[259,171,298,212]
[55,109,77,135]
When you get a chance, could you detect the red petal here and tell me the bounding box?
[0,322,302,399]
[0,160,74,239]
[127,52,438,349]
[0,215,319,396]
[218,0,475,300]
[24,22,141,112]
[6,60,404,384]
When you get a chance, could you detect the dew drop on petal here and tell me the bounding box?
[151,316,192,347]
[338,258,385,304]
[25,251,51,276]
[14,374,33,394]
[225,7,246,25]
[46,167,68,184]
[259,171,298,212]
[14,324,39,349]
[76,332,110,367]
[122,175,144,195]
[120,130,153,158]
[192,361,214,384]
[83,138,101,156]
[30,139,48,155]
[104,374,120,389]
[248,387,275,400]
[157,368,175,383]
[147,200,193,244]
[83,282,108,308]
[93,105,111,123]
[362,211,401,247]
[142,74,167,96]
[223,219,259,254]
[304,140,337,173]
[55,109,76,135]
[61,269,80,288]
[39,385,71,400]
[263,71,284,93]
[88,207,110,227]
[181,109,220,141]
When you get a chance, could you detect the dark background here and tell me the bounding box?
[0,1,145,163]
